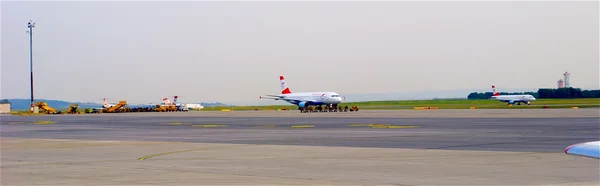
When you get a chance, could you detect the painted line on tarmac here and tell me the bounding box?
[5,121,58,125]
[348,124,391,127]
[33,121,56,125]
[372,125,419,129]
[192,124,228,128]
[347,124,389,127]
[291,124,314,128]
[166,122,193,125]
[137,146,237,161]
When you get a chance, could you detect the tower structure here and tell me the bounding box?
[27,20,36,113]
[563,72,571,88]
[557,79,564,88]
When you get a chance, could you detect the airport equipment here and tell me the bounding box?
[151,104,177,112]
[67,104,79,114]
[102,101,127,113]
[35,102,61,114]
[178,106,189,112]
[152,104,168,112]
[299,105,358,113]
[166,104,178,111]
[158,97,185,112]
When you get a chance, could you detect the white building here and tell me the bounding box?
[0,100,10,114]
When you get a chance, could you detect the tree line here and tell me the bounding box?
[467,87,600,99]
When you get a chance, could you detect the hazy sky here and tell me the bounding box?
[2,1,598,105]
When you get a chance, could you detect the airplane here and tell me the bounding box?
[259,75,344,109]
[184,103,204,110]
[565,141,600,159]
[490,85,536,105]
[161,97,204,110]
[88,98,117,113]
[103,98,116,108]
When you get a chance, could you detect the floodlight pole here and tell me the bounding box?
[27,20,35,113]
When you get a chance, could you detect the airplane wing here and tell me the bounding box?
[260,95,284,99]
[259,96,280,100]
[565,141,600,159]
[259,95,314,105]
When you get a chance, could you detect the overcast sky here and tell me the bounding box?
[2,1,598,105]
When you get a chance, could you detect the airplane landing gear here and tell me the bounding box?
[298,104,355,113]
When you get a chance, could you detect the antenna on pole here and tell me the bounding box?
[27,20,36,113]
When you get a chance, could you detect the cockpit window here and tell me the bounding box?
[331,95,340,97]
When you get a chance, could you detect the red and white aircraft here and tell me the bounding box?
[260,75,343,108]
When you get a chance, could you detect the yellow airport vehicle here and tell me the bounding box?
[102,101,127,113]
[35,102,61,114]
[67,104,80,114]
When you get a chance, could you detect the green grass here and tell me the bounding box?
[9,98,600,114]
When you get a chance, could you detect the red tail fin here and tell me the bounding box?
[280,75,292,94]
[492,85,500,96]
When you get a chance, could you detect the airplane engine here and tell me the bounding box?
[298,102,307,108]
[509,100,515,104]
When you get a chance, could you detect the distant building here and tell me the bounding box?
[563,72,571,88]
[0,99,10,114]
[557,79,564,88]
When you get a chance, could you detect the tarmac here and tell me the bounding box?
[1,108,599,185]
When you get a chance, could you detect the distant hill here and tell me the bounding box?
[4,99,103,110]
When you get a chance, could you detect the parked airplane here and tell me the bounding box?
[490,85,536,105]
[260,75,344,108]
[184,103,204,110]
[103,98,116,108]
[162,97,204,110]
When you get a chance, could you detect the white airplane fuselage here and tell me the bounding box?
[490,85,536,105]
[275,92,343,107]
[261,76,343,108]
[491,95,536,104]
[184,103,204,110]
